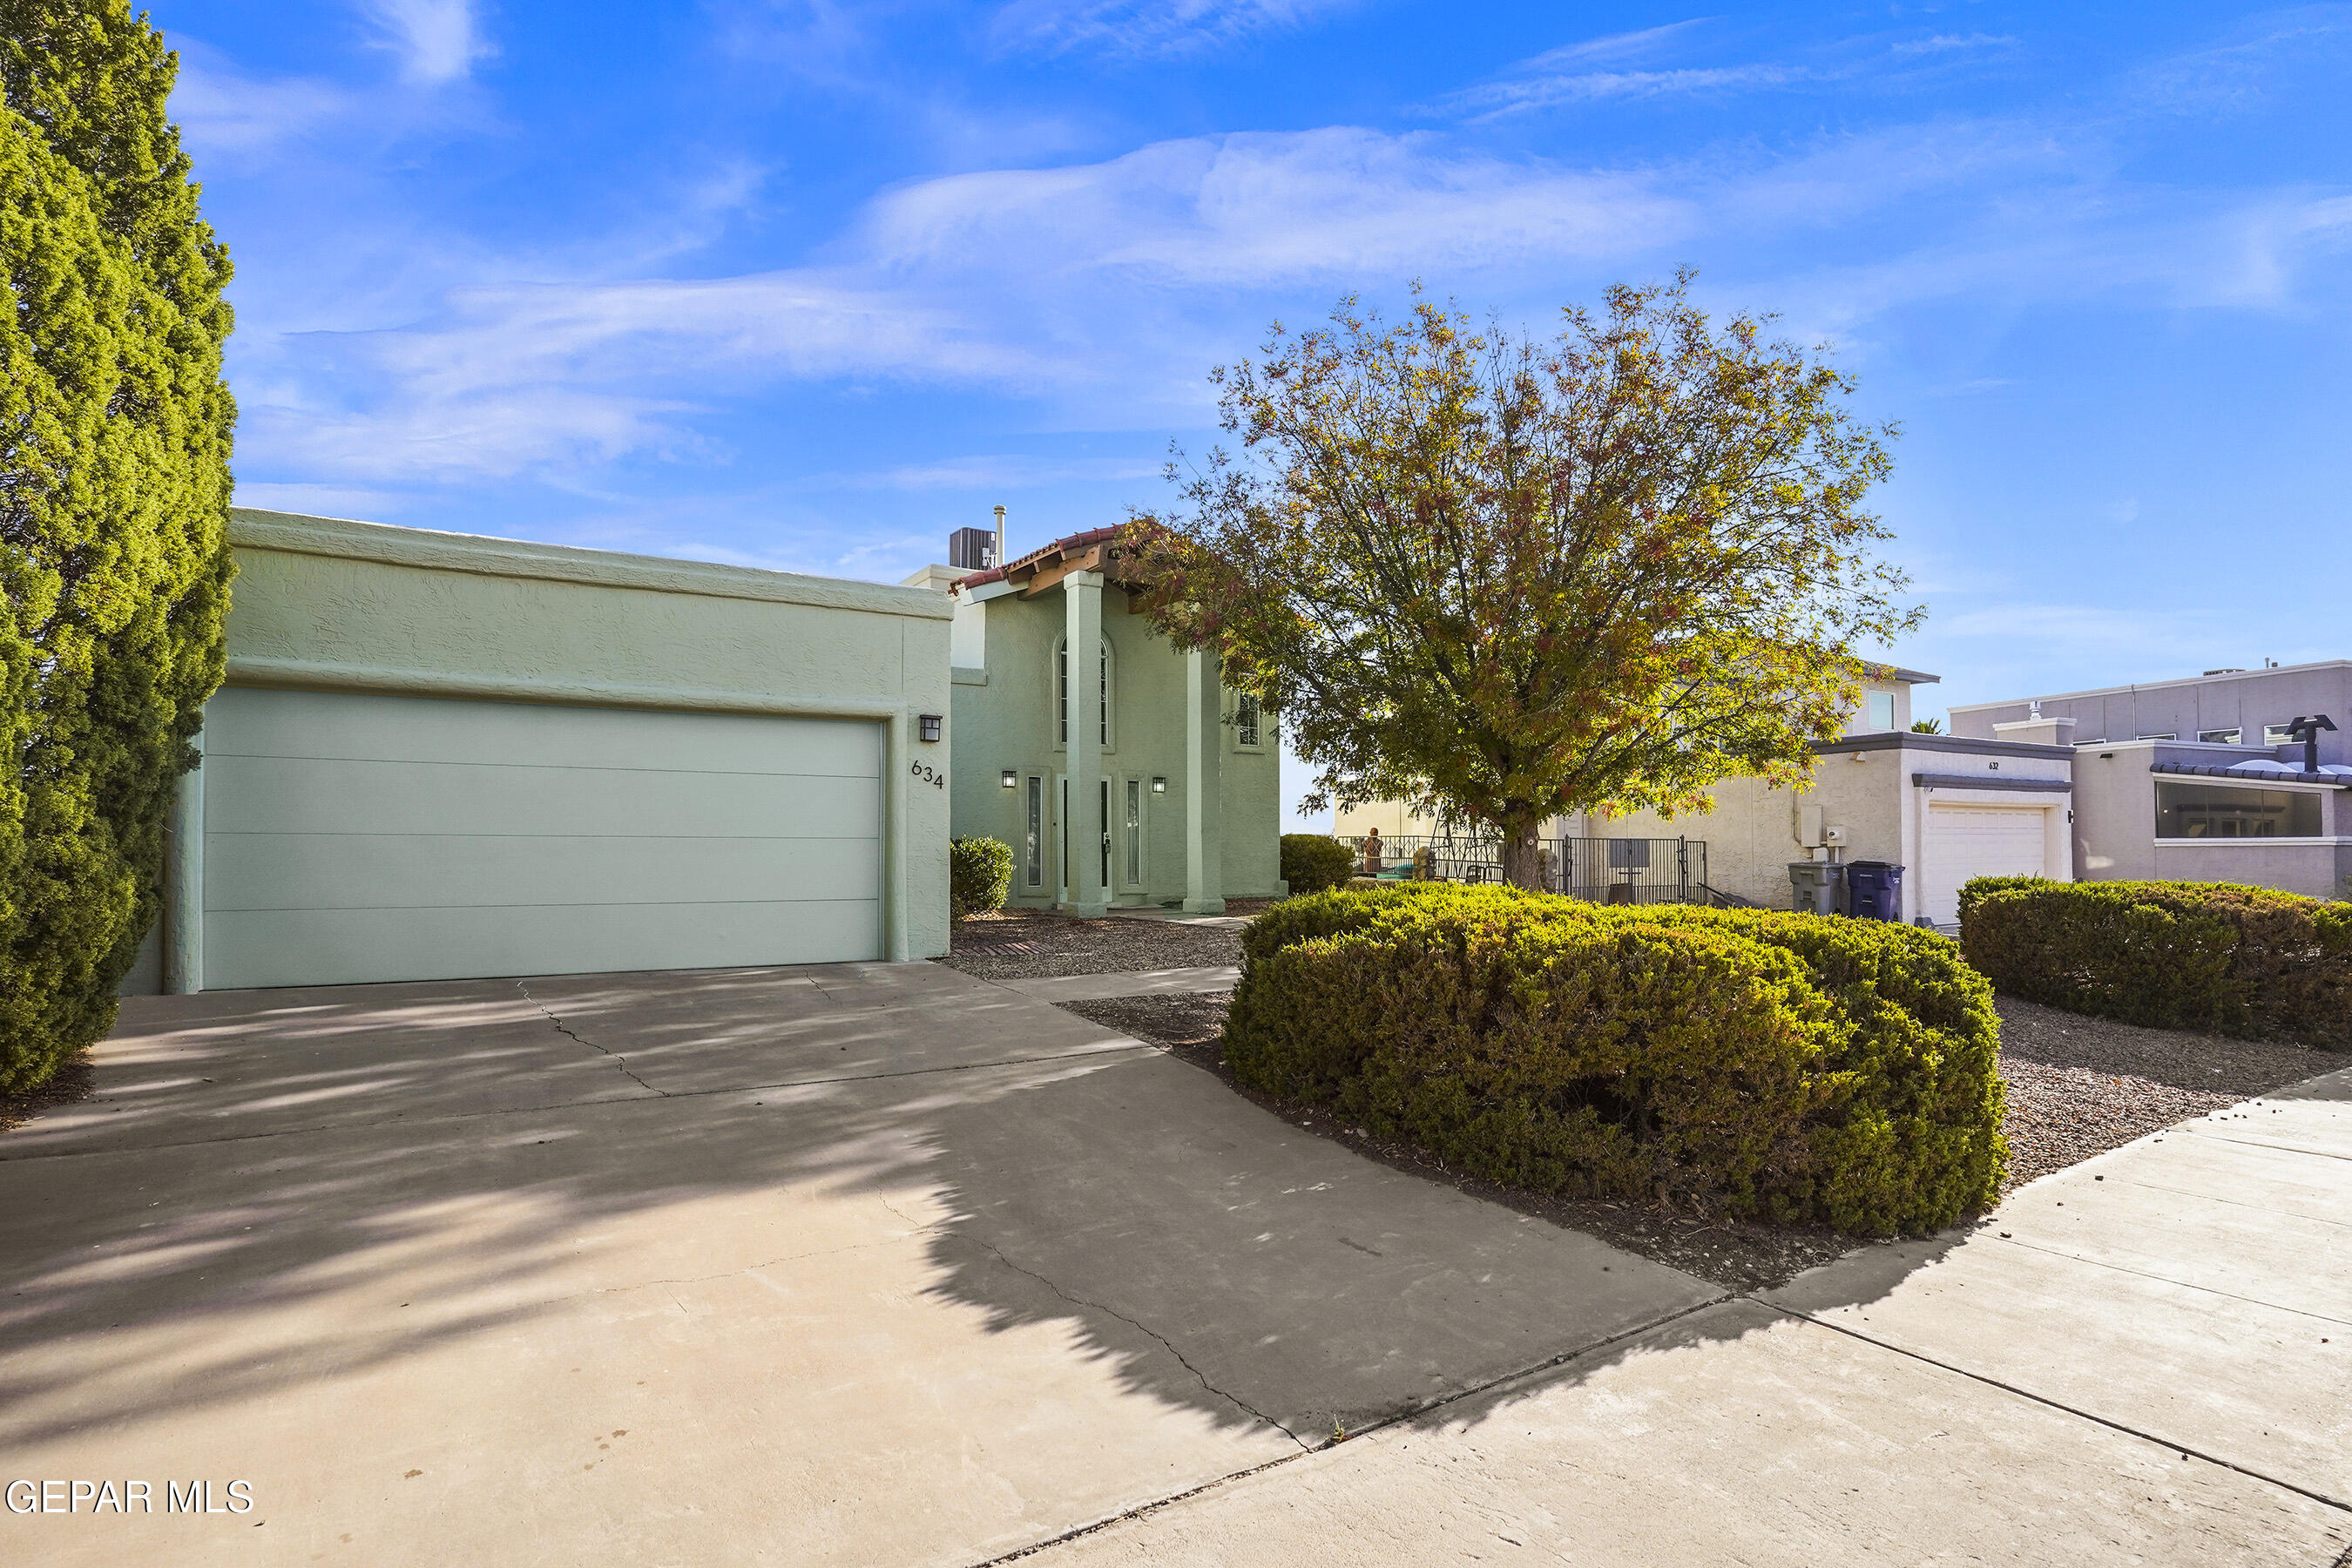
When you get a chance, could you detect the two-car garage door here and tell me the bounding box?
[200,687,883,990]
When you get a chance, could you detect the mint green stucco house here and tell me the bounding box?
[125,509,1278,996]
[904,526,1282,916]
[128,509,956,993]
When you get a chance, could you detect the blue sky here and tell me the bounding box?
[163,1,2351,826]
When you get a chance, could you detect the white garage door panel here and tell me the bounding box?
[210,689,881,775]
[205,834,882,912]
[200,688,884,987]
[204,755,883,839]
[205,901,882,991]
[1924,806,2048,927]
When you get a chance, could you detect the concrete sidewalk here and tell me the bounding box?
[1017,1066,2352,1567]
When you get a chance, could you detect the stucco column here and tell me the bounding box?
[166,728,204,994]
[1183,648,1225,914]
[1062,570,1108,916]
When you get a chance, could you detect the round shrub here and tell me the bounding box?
[1226,885,2005,1235]
[1960,876,2351,1046]
[949,836,1013,920]
[1279,833,1356,896]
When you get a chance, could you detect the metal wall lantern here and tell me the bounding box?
[918,713,943,742]
[1151,776,1167,794]
[1001,768,1018,789]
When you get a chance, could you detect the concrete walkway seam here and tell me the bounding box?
[1984,1232,2352,1327]
[961,1292,1739,1568]
[970,1237,1313,1450]
[1778,1305,2352,1516]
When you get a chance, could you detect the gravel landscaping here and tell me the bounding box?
[1060,987,2352,1292]
[1991,996,2349,1191]
[936,903,1266,981]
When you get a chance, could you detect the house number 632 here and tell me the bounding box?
[910,762,945,787]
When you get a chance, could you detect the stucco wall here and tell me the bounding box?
[1954,663,2351,767]
[1602,736,2072,915]
[2071,739,2351,898]
[945,587,1281,903]
[213,510,955,962]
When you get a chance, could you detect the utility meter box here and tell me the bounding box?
[1823,823,1848,847]
[1797,804,1826,847]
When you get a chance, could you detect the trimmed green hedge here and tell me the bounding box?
[1279,833,1355,896]
[949,837,1013,920]
[1227,884,2004,1235]
[1960,876,2352,1047]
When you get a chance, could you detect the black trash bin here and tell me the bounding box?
[1842,861,1904,921]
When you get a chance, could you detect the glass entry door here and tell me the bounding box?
[1055,774,1112,904]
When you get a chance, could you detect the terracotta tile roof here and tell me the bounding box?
[951,525,1132,594]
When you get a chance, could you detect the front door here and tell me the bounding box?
[1054,774,1111,905]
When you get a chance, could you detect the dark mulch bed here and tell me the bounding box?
[1062,989,2352,1293]
[1992,997,2349,1192]
[938,905,1254,981]
[0,1051,96,1136]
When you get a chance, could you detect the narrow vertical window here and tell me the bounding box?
[1057,644,1067,745]
[1024,775,1043,886]
[1124,777,1143,886]
[1236,693,1261,748]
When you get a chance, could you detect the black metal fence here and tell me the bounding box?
[1336,835,1710,907]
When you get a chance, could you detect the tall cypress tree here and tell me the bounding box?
[0,0,232,1092]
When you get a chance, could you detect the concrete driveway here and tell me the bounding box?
[0,963,1713,1565]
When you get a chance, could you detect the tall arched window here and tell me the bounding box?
[1056,636,1112,748]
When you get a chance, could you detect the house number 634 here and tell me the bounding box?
[910,762,945,787]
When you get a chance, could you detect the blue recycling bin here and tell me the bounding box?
[1842,861,1904,921]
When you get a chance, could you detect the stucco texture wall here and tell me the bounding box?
[220,510,955,960]
[2072,740,2351,899]
[945,586,1281,904]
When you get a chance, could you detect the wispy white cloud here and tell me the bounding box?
[850,128,1695,283]
[231,481,416,519]
[170,46,352,159]
[1452,62,1808,118]
[359,0,492,84]
[988,0,1359,59]
[1890,33,2019,59]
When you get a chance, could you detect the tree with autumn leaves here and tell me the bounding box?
[1124,276,1920,890]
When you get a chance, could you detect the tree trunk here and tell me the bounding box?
[1500,819,1547,891]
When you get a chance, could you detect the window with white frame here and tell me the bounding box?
[2154,780,2320,838]
[1234,692,1263,749]
[1866,691,1896,732]
[1055,637,1112,748]
[2263,723,2296,746]
[2198,727,2243,744]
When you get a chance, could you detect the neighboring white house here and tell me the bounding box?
[123,510,953,994]
[1335,666,2078,928]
